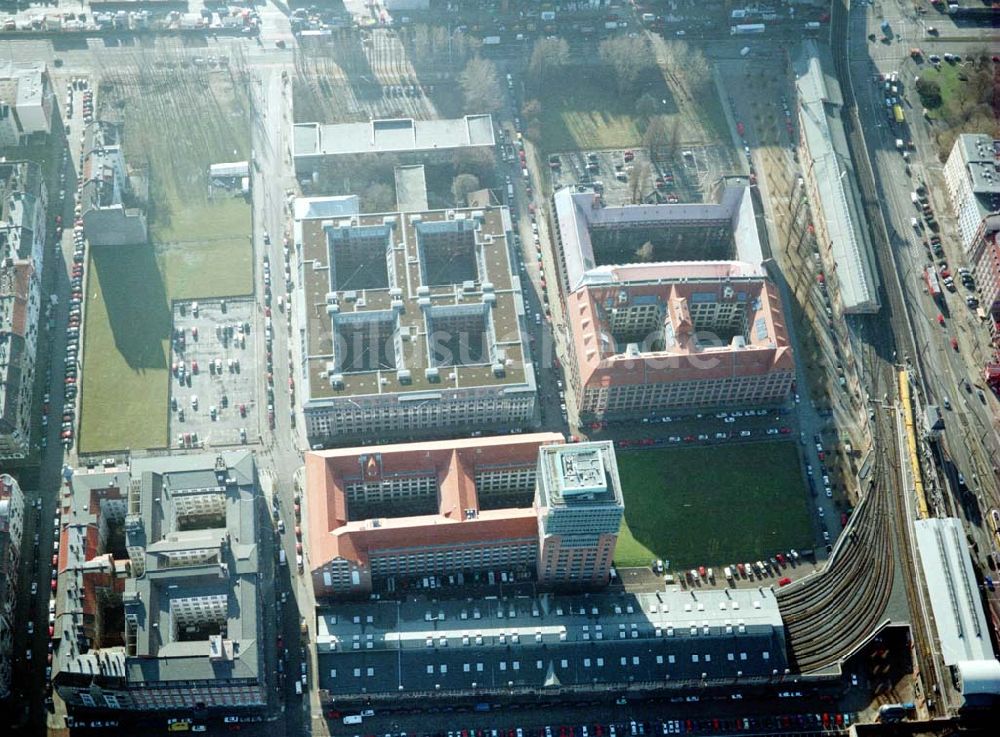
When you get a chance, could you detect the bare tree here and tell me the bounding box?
[629,161,650,205]
[528,37,571,90]
[635,240,655,261]
[363,183,395,213]
[459,56,503,113]
[599,35,655,95]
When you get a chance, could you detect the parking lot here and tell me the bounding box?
[168,298,259,449]
[548,144,737,208]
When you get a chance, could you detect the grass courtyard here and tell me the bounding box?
[79,68,253,454]
[79,204,253,453]
[614,443,813,569]
[538,69,648,152]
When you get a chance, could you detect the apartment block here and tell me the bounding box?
[567,262,794,417]
[944,134,1000,257]
[972,220,1000,329]
[52,452,275,717]
[80,121,148,246]
[552,176,793,420]
[0,473,25,700]
[305,434,624,597]
[0,161,46,460]
[294,197,536,442]
[535,442,624,586]
[0,61,54,146]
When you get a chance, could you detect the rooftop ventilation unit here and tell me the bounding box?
[425,367,440,382]
[331,373,345,389]
[398,369,412,384]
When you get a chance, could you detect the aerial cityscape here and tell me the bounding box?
[0,1,998,736]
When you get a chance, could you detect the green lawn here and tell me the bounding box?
[539,69,647,152]
[79,70,254,454]
[918,63,966,121]
[614,443,813,569]
[79,200,252,454]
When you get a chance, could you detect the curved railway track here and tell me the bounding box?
[775,1,939,699]
[777,407,896,671]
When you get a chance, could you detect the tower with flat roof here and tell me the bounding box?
[534,442,624,586]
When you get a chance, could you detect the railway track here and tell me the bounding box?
[777,409,896,671]
[778,0,939,704]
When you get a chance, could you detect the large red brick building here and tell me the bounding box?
[304,434,625,597]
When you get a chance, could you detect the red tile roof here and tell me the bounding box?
[306,433,563,570]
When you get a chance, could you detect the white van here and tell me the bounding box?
[343,715,363,725]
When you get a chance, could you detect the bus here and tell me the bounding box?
[893,104,905,123]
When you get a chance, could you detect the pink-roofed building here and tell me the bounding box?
[305,433,625,597]
[551,182,795,419]
[566,262,795,417]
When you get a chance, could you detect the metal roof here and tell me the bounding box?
[316,588,786,697]
[794,41,880,314]
[913,518,995,666]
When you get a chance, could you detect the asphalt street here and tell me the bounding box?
[846,0,1000,543]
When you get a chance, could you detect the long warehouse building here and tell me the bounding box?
[794,40,880,315]
[315,587,788,704]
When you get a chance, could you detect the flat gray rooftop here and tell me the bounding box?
[914,518,996,666]
[293,115,495,159]
[794,41,880,314]
[394,165,429,213]
[316,588,786,697]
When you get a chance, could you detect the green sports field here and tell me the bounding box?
[614,443,813,569]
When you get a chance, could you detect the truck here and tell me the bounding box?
[893,104,905,124]
[483,36,500,45]
[604,21,618,30]
[731,23,765,35]
[474,702,491,712]
[740,47,751,57]
[804,21,821,30]
[925,266,942,301]
[343,715,364,725]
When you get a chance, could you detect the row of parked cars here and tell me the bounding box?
[58,84,92,449]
